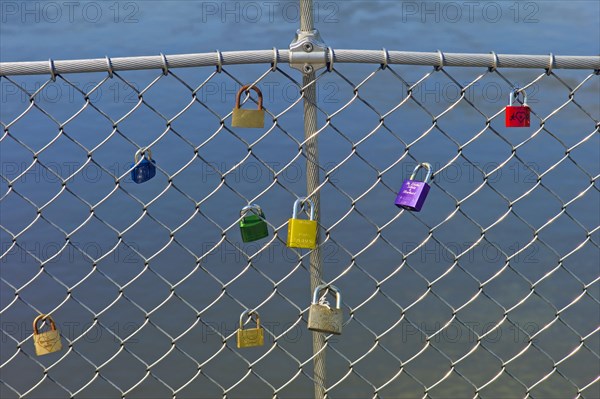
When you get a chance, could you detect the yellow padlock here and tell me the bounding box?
[287,197,317,249]
[231,85,265,128]
[32,314,62,356]
[237,310,264,349]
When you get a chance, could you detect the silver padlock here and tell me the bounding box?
[307,284,343,335]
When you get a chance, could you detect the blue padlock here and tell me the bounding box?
[131,148,156,184]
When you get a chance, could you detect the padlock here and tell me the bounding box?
[231,85,265,128]
[307,284,343,335]
[505,89,530,127]
[395,162,432,212]
[131,148,156,184]
[239,204,269,243]
[237,310,264,348]
[33,314,62,356]
[286,197,317,249]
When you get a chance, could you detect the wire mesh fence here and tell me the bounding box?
[1,49,599,398]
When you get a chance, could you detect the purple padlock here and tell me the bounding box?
[395,162,432,212]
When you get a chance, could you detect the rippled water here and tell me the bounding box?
[1,1,599,398]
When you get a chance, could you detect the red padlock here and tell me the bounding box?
[505,89,530,127]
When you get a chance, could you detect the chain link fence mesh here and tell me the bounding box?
[1,51,599,398]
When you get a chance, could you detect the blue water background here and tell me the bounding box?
[1,1,599,398]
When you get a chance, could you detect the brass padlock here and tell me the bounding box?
[307,285,343,335]
[33,314,62,356]
[231,85,265,128]
[237,310,264,348]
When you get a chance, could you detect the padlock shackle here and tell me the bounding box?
[235,85,263,110]
[312,284,342,309]
[134,147,153,164]
[409,162,433,184]
[33,314,57,335]
[292,197,315,220]
[239,310,261,330]
[508,88,527,106]
[240,204,264,218]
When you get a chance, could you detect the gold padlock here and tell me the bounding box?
[237,310,264,349]
[231,85,265,128]
[33,314,62,356]
[287,197,317,249]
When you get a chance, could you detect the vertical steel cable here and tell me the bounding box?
[299,1,326,398]
[305,69,326,399]
[300,0,315,33]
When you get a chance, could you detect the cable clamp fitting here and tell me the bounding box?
[289,29,327,74]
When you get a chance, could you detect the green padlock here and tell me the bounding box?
[239,204,269,243]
